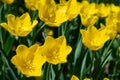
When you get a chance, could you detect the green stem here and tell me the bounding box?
[90,51,95,75]
[63,21,68,35]
[113,61,118,80]
[0,4,3,49]
[96,37,116,80]
[0,49,17,80]
[0,28,3,49]
[58,21,68,36]
[101,37,116,67]
[46,63,50,80]
[55,64,65,80]
[32,23,46,44]
[43,63,51,80]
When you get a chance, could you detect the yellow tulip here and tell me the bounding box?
[107,4,120,13]
[103,77,110,80]
[66,0,81,21]
[115,11,120,33]
[45,29,53,36]
[0,12,38,37]
[104,13,117,39]
[38,0,68,27]
[96,3,110,17]
[2,0,14,4]
[84,78,91,80]
[60,0,66,4]
[100,23,117,40]
[57,0,81,22]
[80,2,98,16]
[104,11,120,38]
[54,4,69,26]
[80,14,98,27]
[24,0,41,10]
[71,75,79,80]
[11,44,46,77]
[79,2,98,27]
[38,0,81,27]
[80,26,110,51]
[119,47,120,51]
[116,23,120,33]
[42,36,72,65]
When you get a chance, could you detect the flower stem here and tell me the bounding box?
[32,23,46,44]
[46,63,50,80]
[101,36,116,67]
[0,49,17,80]
[96,36,116,80]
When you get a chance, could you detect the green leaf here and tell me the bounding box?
[80,51,88,79]
[0,49,17,80]
[3,35,14,55]
[73,34,82,65]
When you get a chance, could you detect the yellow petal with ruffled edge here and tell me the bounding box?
[42,36,72,65]
[24,0,41,10]
[71,75,79,80]
[0,13,38,37]
[67,0,81,20]
[2,0,14,4]
[11,44,46,77]
[80,26,110,51]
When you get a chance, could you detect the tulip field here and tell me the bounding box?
[0,0,120,80]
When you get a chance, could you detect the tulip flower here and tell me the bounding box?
[2,0,14,4]
[0,12,38,37]
[42,36,72,65]
[80,26,110,51]
[24,0,41,10]
[38,0,68,27]
[71,75,79,80]
[11,44,46,77]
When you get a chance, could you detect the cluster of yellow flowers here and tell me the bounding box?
[0,13,38,36]
[1,0,120,51]
[71,75,110,80]
[0,0,120,78]
[79,1,120,51]
[1,0,14,4]
[11,36,72,77]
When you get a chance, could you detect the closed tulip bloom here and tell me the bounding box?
[115,11,120,33]
[103,11,120,39]
[38,0,82,26]
[107,4,120,13]
[0,13,38,37]
[38,0,68,27]
[80,14,98,27]
[116,23,120,33]
[66,0,81,21]
[2,0,14,4]
[100,23,117,40]
[45,29,53,36]
[24,0,41,10]
[84,78,91,80]
[80,2,98,16]
[103,77,110,80]
[60,0,66,4]
[53,3,69,26]
[80,26,110,51]
[42,36,72,65]
[38,0,56,26]
[104,13,117,39]
[71,75,79,80]
[59,0,81,21]
[11,44,46,77]
[79,2,98,26]
[96,3,110,17]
